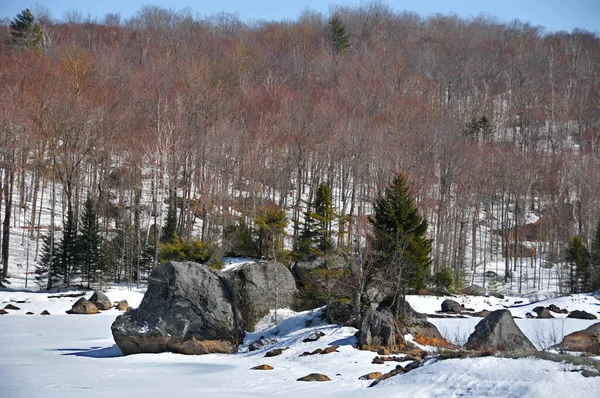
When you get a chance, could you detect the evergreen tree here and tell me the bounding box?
[255,204,288,260]
[161,199,178,244]
[9,9,42,48]
[327,15,350,55]
[593,218,600,290]
[77,196,102,288]
[36,232,61,289]
[296,183,336,258]
[370,174,432,291]
[566,235,591,293]
[61,208,77,286]
[312,183,336,253]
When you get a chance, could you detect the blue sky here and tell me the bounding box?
[1,0,599,34]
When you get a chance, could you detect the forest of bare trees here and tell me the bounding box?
[1,3,599,292]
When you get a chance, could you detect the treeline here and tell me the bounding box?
[1,3,600,292]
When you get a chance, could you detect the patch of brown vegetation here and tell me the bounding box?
[414,333,449,348]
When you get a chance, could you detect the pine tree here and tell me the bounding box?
[566,235,591,293]
[370,174,432,291]
[255,204,288,260]
[327,15,350,55]
[161,199,177,244]
[77,196,102,288]
[9,9,42,48]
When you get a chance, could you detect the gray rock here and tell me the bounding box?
[533,306,554,319]
[69,298,100,314]
[292,255,345,283]
[441,299,462,313]
[547,304,567,314]
[465,309,536,353]
[326,300,354,324]
[358,308,403,349]
[111,261,244,355]
[484,271,498,278]
[462,284,486,296]
[567,310,597,320]
[89,291,112,310]
[224,261,297,331]
[404,317,445,342]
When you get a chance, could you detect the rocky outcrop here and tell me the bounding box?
[465,309,536,353]
[89,291,112,310]
[0,309,7,315]
[69,298,100,314]
[567,310,597,320]
[4,304,20,310]
[111,261,244,355]
[558,322,600,354]
[224,261,297,330]
[40,310,50,315]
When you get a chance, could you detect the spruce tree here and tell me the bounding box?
[36,232,61,289]
[328,15,350,55]
[161,199,177,244]
[77,196,101,288]
[9,9,42,48]
[566,235,591,293]
[61,209,77,286]
[371,174,432,291]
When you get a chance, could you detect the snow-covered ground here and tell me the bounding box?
[2,284,600,397]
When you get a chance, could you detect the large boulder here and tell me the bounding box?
[558,322,600,355]
[224,261,297,330]
[358,308,404,350]
[89,291,112,310]
[111,261,244,355]
[69,298,100,314]
[464,309,536,353]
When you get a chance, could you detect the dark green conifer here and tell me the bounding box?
[9,9,42,48]
[371,174,432,291]
[77,196,102,288]
[161,199,177,244]
[328,15,350,55]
